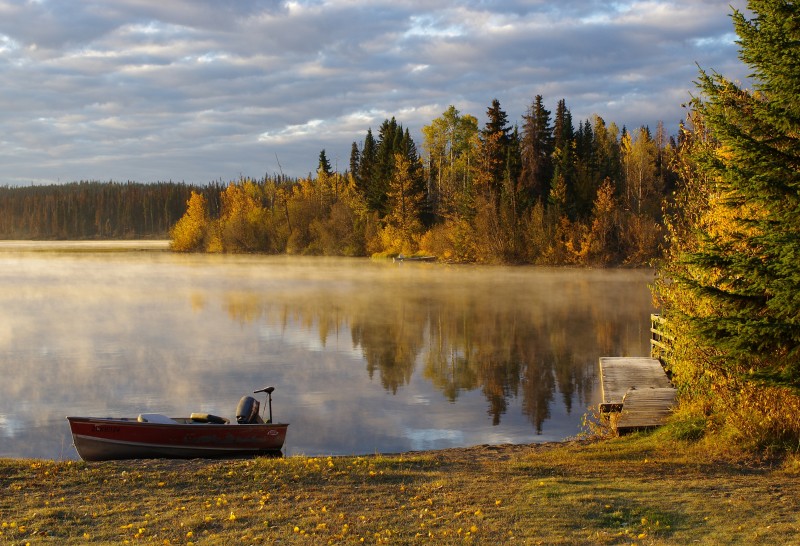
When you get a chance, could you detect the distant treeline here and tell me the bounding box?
[0,181,225,239]
[172,97,680,266]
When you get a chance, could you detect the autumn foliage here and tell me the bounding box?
[169,101,672,265]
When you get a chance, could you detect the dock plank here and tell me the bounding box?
[616,388,676,434]
[598,357,673,412]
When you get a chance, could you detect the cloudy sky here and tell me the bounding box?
[0,0,749,186]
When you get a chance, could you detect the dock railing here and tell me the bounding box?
[650,313,672,367]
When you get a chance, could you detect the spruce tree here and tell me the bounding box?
[520,95,554,205]
[349,141,360,181]
[370,118,401,215]
[677,0,800,388]
[506,125,523,199]
[552,99,576,216]
[318,149,333,176]
[478,99,513,205]
[552,99,574,150]
[358,129,377,207]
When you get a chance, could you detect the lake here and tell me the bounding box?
[0,242,655,460]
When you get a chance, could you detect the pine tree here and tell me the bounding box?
[675,1,800,389]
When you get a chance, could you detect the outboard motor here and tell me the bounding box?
[236,396,264,424]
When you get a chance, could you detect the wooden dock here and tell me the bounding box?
[599,357,676,434]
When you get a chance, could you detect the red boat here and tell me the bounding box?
[67,387,288,461]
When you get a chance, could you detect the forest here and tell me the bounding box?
[1,96,677,266]
[169,98,676,265]
[0,181,221,240]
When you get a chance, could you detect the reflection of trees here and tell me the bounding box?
[219,267,652,430]
[351,302,424,394]
[423,309,479,401]
[474,310,524,426]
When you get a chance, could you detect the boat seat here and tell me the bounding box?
[137,413,178,424]
[190,412,229,424]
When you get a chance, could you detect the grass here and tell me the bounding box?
[1,431,799,544]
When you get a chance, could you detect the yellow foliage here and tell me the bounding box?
[701,188,765,248]
[169,191,209,252]
[217,181,269,252]
[563,179,618,266]
[419,219,477,262]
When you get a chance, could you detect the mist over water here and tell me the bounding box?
[0,242,655,460]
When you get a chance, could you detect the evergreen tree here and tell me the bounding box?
[553,99,574,150]
[349,141,360,181]
[519,95,554,205]
[481,99,512,197]
[369,118,401,215]
[358,128,377,206]
[400,127,428,223]
[673,0,800,389]
[505,125,522,200]
[318,149,333,176]
[575,119,594,163]
[573,120,596,217]
[551,99,576,217]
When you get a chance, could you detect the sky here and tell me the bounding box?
[0,0,750,186]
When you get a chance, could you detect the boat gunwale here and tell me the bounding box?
[66,416,289,427]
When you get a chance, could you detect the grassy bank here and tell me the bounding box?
[1,431,799,545]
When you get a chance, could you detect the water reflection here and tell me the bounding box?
[0,245,654,460]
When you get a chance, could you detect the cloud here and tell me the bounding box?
[0,0,749,185]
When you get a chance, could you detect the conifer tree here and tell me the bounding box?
[349,141,360,181]
[369,118,401,215]
[551,99,576,217]
[674,0,800,389]
[552,99,574,150]
[318,149,333,176]
[520,95,554,205]
[358,128,378,208]
[505,125,523,203]
[481,99,512,198]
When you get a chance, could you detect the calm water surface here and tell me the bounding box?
[0,242,654,460]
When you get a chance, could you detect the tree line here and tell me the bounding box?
[0,181,223,239]
[171,99,678,265]
[1,97,676,266]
